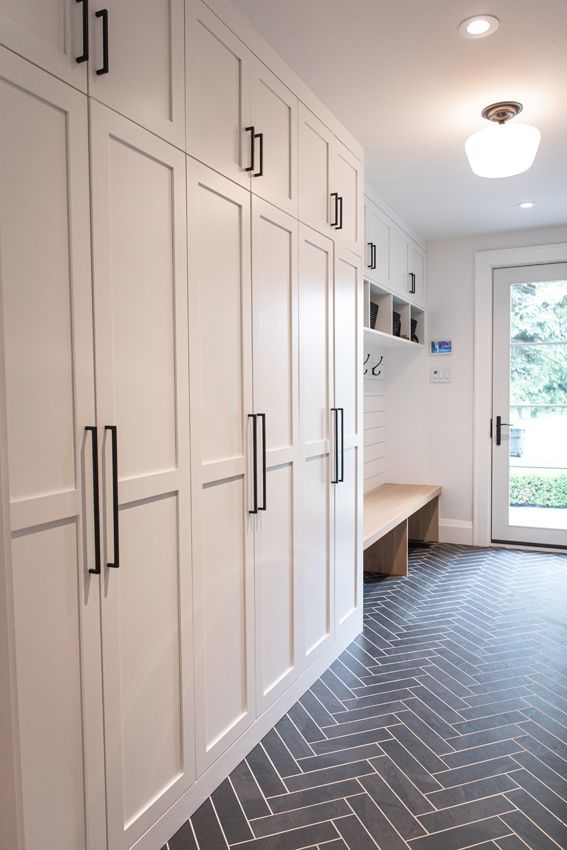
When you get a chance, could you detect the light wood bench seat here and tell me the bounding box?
[364,483,441,577]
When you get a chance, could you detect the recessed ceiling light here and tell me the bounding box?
[517,201,536,209]
[459,15,500,38]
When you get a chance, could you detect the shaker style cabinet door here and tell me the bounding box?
[331,140,363,257]
[298,225,335,668]
[0,49,105,850]
[389,224,409,297]
[408,243,425,306]
[0,0,88,90]
[249,55,298,217]
[298,103,334,237]
[89,101,194,850]
[365,198,389,287]
[90,0,185,147]
[186,0,251,186]
[333,247,363,638]
[187,160,256,774]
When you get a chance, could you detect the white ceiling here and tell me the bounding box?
[230,0,567,240]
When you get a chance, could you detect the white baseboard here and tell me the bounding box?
[439,518,473,545]
[132,613,364,850]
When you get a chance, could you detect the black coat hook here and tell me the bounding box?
[363,353,370,375]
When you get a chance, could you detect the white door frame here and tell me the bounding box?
[473,241,567,546]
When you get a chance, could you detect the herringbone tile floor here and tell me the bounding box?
[166,543,567,850]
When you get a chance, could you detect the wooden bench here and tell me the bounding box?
[363,483,442,577]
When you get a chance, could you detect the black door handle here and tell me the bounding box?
[372,243,377,269]
[248,414,258,513]
[254,132,264,177]
[338,408,345,482]
[367,242,373,269]
[76,0,89,63]
[336,195,344,230]
[96,9,109,75]
[330,193,339,227]
[105,425,119,567]
[331,408,339,484]
[85,427,101,575]
[245,126,255,172]
[409,272,416,294]
[258,413,267,510]
[495,415,511,446]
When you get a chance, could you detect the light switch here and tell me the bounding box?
[430,366,452,383]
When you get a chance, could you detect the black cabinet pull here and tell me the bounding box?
[409,272,416,294]
[338,408,345,482]
[331,408,339,484]
[85,427,101,575]
[105,425,119,568]
[254,131,264,177]
[258,413,267,510]
[336,195,344,230]
[330,193,339,227]
[245,126,255,172]
[372,243,377,269]
[76,0,89,63]
[248,414,258,513]
[96,9,109,75]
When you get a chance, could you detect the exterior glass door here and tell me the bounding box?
[492,263,567,548]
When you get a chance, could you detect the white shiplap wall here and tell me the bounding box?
[363,351,386,492]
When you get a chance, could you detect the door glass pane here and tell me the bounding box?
[508,279,567,530]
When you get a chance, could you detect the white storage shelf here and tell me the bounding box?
[364,279,424,351]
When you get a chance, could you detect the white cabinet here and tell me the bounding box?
[298,225,335,666]
[331,139,363,256]
[0,49,104,850]
[90,0,186,147]
[249,56,297,216]
[408,243,425,306]
[365,197,389,286]
[90,101,194,849]
[334,247,363,636]
[252,198,300,711]
[389,225,409,298]
[298,104,334,237]
[186,0,251,186]
[187,161,256,774]
[0,0,88,90]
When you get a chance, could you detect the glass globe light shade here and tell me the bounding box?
[465,122,541,178]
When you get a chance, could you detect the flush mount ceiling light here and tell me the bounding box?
[465,102,541,178]
[459,15,500,38]
[517,201,536,208]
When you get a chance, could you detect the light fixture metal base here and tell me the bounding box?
[481,101,523,124]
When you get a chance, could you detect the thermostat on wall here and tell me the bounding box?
[431,339,452,354]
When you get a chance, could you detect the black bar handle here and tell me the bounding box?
[336,195,344,230]
[85,427,101,575]
[371,243,376,270]
[76,0,89,63]
[105,425,119,567]
[96,9,109,76]
[367,243,373,269]
[248,414,258,513]
[331,408,339,484]
[254,132,264,177]
[409,272,416,294]
[339,408,345,482]
[330,193,339,228]
[245,126,255,172]
[495,415,511,446]
[258,413,267,511]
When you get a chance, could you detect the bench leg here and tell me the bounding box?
[408,496,439,543]
[364,519,408,577]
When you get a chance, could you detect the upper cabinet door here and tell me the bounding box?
[0,0,87,90]
[408,243,425,306]
[298,103,333,237]
[90,0,185,148]
[0,49,105,850]
[389,225,409,298]
[331,139,363,256]
[187,161,256,774]
[186,0,251,187]
[89,101,194,850]
[250,56,297,217]
[252,197,300,713]
[365,199,389,287]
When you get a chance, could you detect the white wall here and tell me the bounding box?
[427,223,567,544]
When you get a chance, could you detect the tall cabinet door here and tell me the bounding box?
[0,0,87,90]
[365,198,389,287]
[187,161,256,773]
[332,140,363,257]
[90,0,185,147]
[0,51,105,850]
[334,248,363,637]
[252,197,300,713]
[298,104,333,237]
[90,102,194,850]
[186,0,251,186]
[298,225,335,668]
[250,56,297,217]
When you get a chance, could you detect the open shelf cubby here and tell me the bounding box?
[364,279,424,351]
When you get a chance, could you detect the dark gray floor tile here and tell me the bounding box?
[191,798,228,850]
[451,713,528,736]
[409,685,465,725]
[511,747,567,801]
[360,773,426,839]
[262,729,301,778]
[229,822,339,850]
[275,715,314,760]
[251,799,350,838]
[504,788,567,847]
[311,679,347,714]
[301,690,337,728]
[409,817,510,850]
[457,699,530,721]
[496,835,531,850]
[370,756,434,815]
[285,760,376,792]
[311,725,395,755]
[402,696,459,740]
[348,792,409,850]
[298,743,384,773]
[322,712,400,739]
[247,744,287,797]
[395,708,455,755]
[331,701,407,725]
[389,724,448,773]
[212,778,254,843]
[380,739,442,793]
[231,760,271,819]
[441,739,526,769]
[434,756,520,788]
[418,795,515,833]
[169,821,198,850]
[501,810,561,850]
[288,703,325,744]
[426,773,521,810]
[334,813,383,850]
[446,724,525,751]
[508,768,567,822]
[268,779,365,814]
